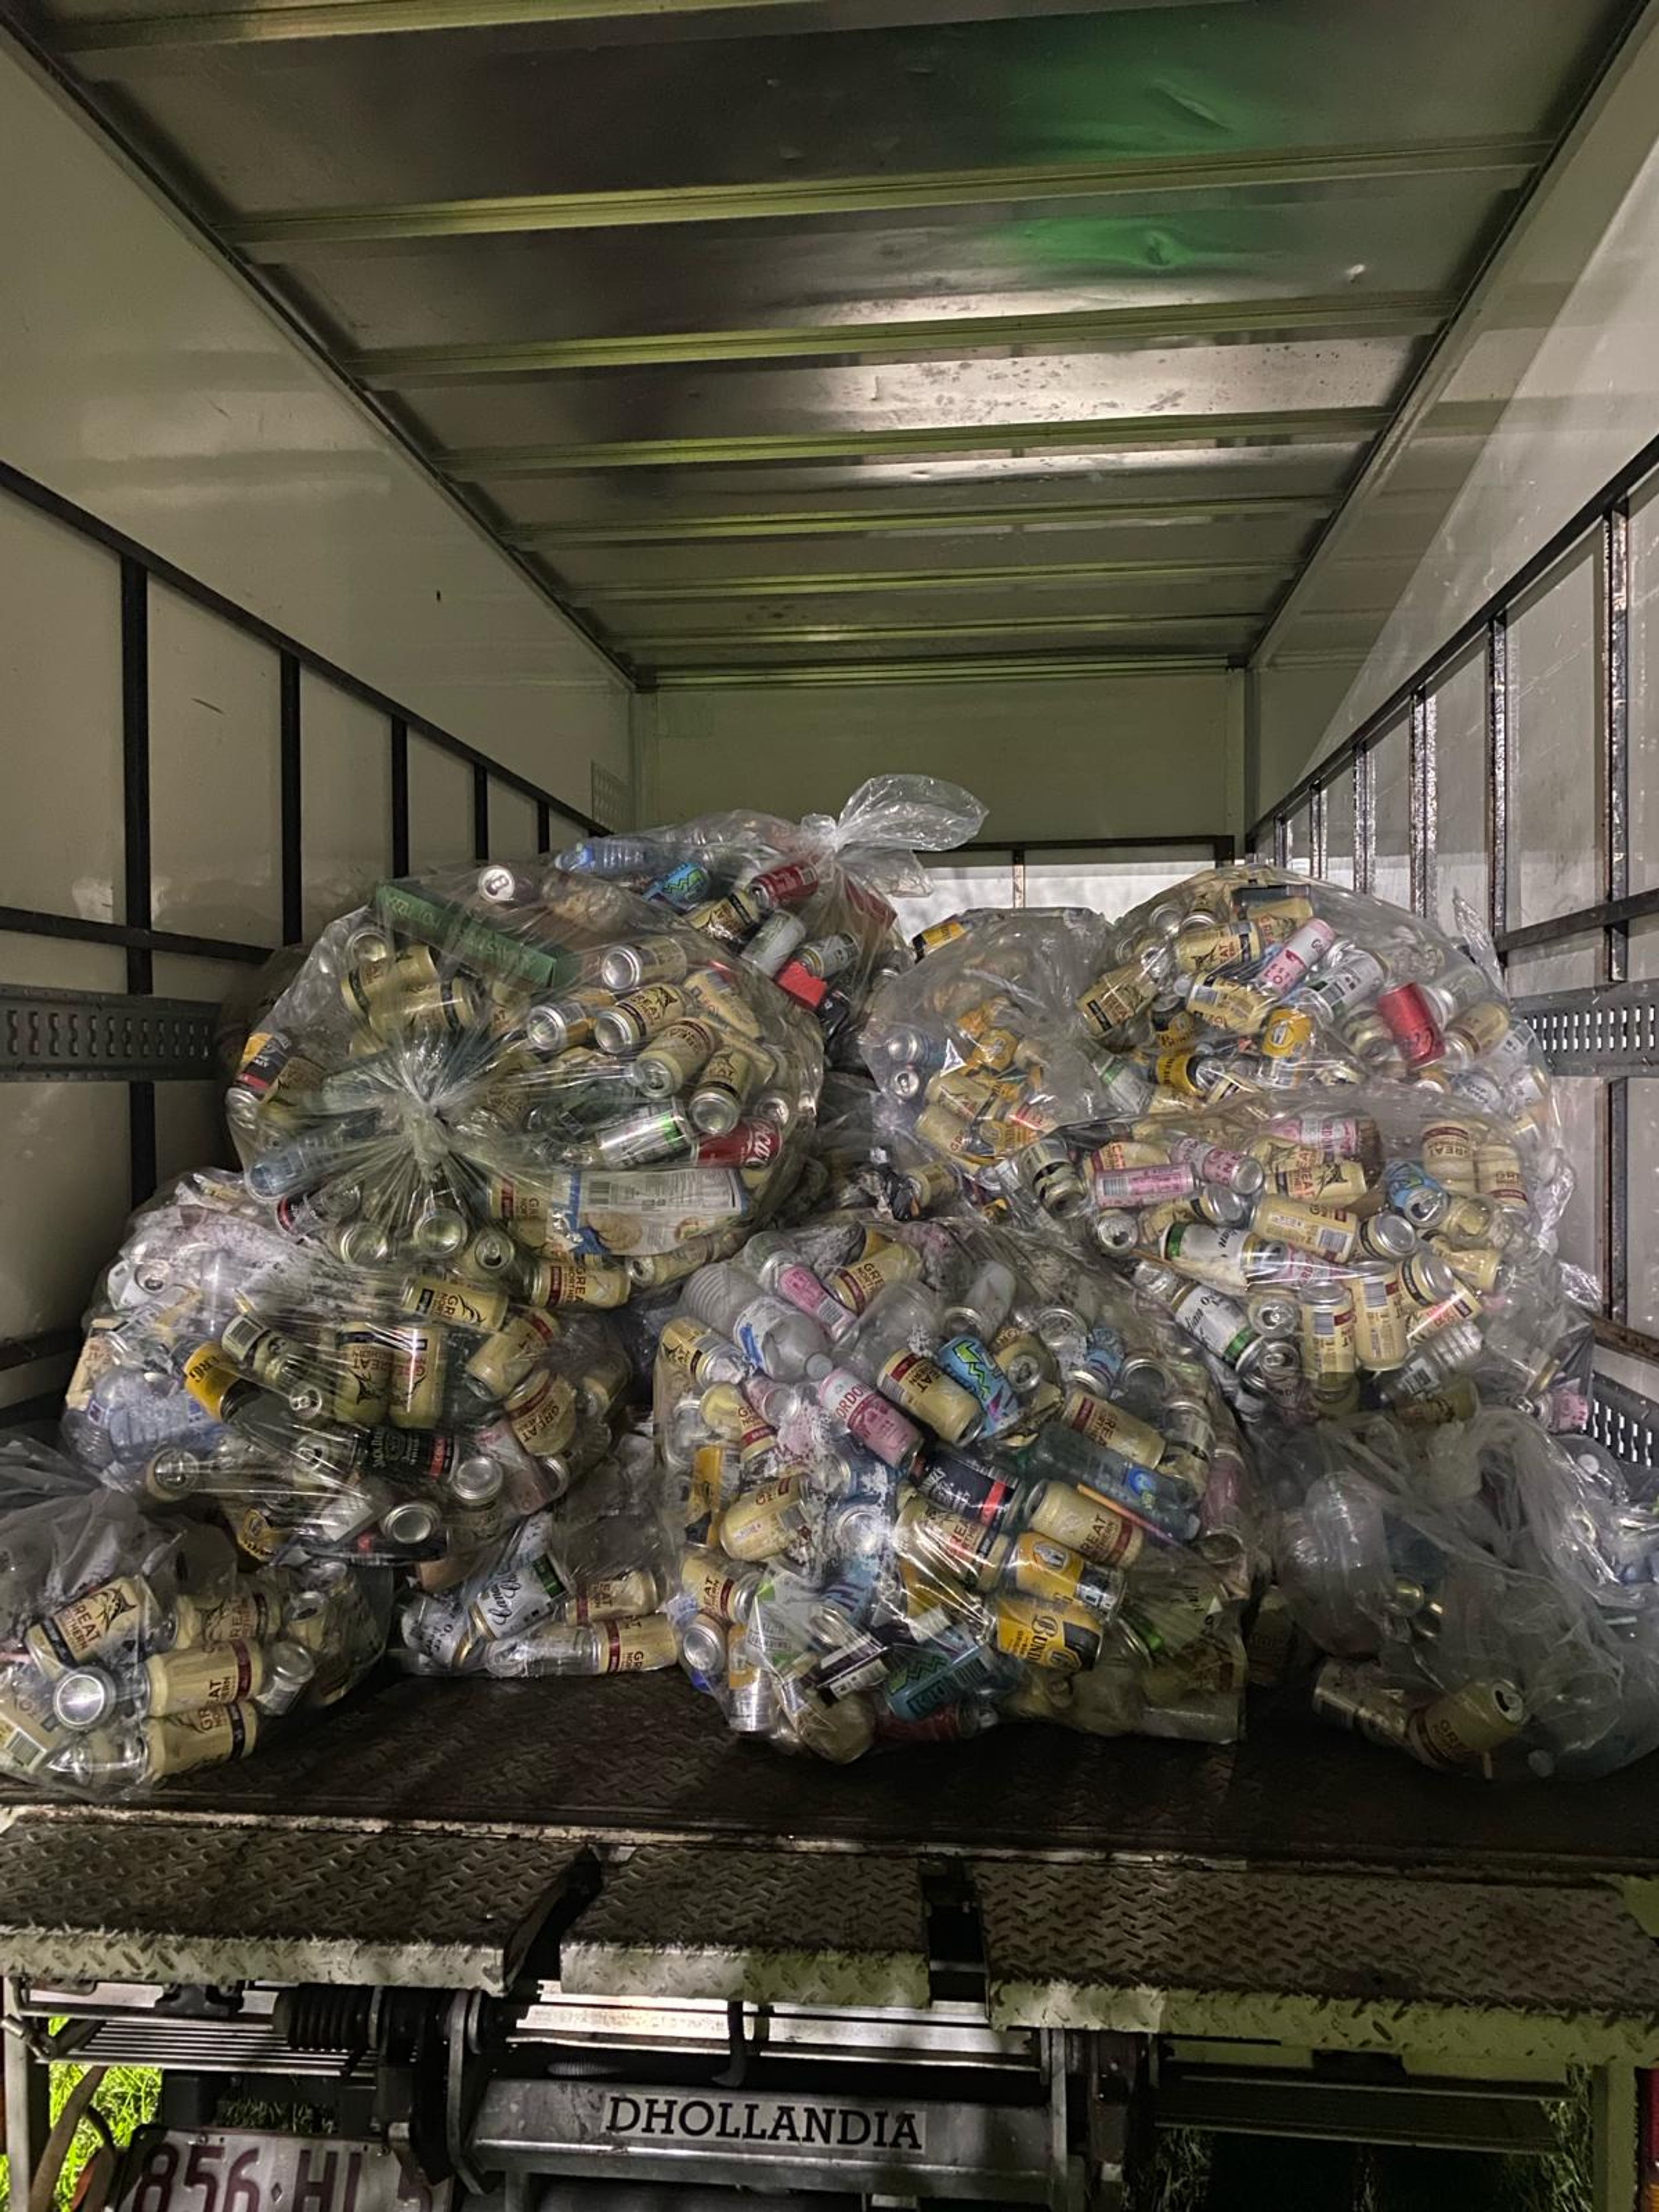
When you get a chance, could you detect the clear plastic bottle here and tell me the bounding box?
[682,1262,829,1381]
[483,1613,679,1677]
[743,1231,856,1341]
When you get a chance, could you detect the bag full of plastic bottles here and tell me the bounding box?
[225,863,827,1305]
[397,1425,677,1680]
[862,869,1587,1429]
[556,776,985,1064]
[0,1438,389,1797]
[652,1208,1258,1761]
[1262,1406,1659,1780]
[62,1170,636,1586]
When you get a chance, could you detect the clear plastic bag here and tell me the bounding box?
[862,868,1583,1429]
[0,1438,387,1796]
[1262,1407,1659,1780]
[226,864,827,1301]
[396,1427,676,1679]
[63,1171,636,1583]
[652,1208,1257,1761]
[557,777,984,1063]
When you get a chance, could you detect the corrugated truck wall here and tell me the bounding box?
[0,42,633,1416]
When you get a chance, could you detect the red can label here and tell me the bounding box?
[1376,983,1443,1066]
[695,1122,783,1166]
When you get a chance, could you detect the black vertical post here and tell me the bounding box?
[1353,745,1375,896]
[279,655,302,944]
[1605,504,1631,1327]
[390,719,410,878]
[120,559,156,1207]
[537,800,552,857]
[1408,686,1436,922]
[1487,614,1509,953]
[473,767,490,864]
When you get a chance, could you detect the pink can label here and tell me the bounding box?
[1092,1163,1197,1204]
[818,1367,922,1467]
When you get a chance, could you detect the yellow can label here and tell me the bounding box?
[181,1342,255,1422]
[26,1576,148,1676]
[1435,1240,1502,1294]
[1187,978,1274,1035]
[507,1370,578,1456]
[1028,1483,1144,1569]
[400,1276,511,1333]
[1007,1531,1094,1606]
[828,1235,918,1314]
[878,1351,981,1446]
[717,1471,806,1561]
[542,1258,632,1309]
[1250,1195,1358,1260]
[1061,1388,1166,1470]
[993,1593,1101,1674]
[143,1701,260,1778]
[143,1640,262,1716]
[1077,963,1156,1036]
[659,1316,728,1383]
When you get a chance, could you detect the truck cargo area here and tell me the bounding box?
[6,0,1659,2202]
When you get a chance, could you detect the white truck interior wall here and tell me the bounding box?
[643,671,1239,842]
[0,42,631,1405]
[1251,7,1659,815]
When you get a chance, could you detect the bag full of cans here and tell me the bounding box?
[397,1425,676,1679]
[61,1170,636,1589]
[225,862,829,1304]
[1264,1407,1659,1780]
[0,1438,388,1796]
[653,1208,1257,1761]
[863,870,1586,1428]
[556,776,984,1065]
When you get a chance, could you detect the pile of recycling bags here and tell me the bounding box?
[862,869,1587,1431]
[16,788,1657,1792]
[11,784,980,1796]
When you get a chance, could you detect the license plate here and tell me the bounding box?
[118,2131,451,2212]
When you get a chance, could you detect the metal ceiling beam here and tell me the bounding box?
[57,0,1225,54]
[650,652,1228,688]
[448,407,1390,477]
[630,610,1257,648]
[577,556,1290,602]
[226,139,1551,248]
[350,291,1452,382]
[508,491,1339,547]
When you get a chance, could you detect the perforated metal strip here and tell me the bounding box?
[0,988,219,1081]
[1513,981,1659,1072]
[1593,1374,1659,1471]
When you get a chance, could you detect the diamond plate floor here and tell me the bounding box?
[121,1673,1659,1878]
[560,1845,930,2007]
[0,1806,582,1992]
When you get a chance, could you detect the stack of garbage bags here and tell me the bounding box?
[862,868,1587,1432]
[18,782,980,1797]
[652,1208,1258,1761]
[857,867,1659,1781]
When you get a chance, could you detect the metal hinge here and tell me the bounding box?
[0,988,219,1081]
[1513,980,1659,1073]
